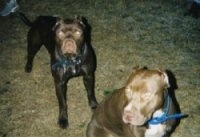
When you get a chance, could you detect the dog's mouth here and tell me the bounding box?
[61,39,78,56]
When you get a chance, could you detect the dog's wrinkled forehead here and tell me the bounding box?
[53,17,85,32]
[124,67,170,101]
[64,17,85,27]
[126,67,169,91]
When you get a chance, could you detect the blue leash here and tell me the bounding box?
[148,94,187,125]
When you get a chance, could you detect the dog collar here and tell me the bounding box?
[52,44,86,71]
[148,93,187,125]
[52,55,82,71]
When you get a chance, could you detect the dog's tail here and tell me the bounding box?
[17,12,33,27]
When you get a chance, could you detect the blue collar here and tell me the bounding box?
[148,94,187,125]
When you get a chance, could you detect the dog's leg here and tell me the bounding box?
[83,73,98,110]
[87,121,112,137]
[25,30,43,72]
[54,80,68,128]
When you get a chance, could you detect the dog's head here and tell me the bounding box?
[53,16,86,57]
[122,67,170,126]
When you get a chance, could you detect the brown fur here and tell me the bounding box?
[87,67,178,137]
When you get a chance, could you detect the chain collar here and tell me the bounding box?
[52,44,86,72]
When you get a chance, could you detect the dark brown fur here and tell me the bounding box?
[184,0,200,18]
[19,12,98,128]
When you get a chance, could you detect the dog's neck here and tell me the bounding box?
[52,43,87,73]
[148,93,186,126]
[144,93,170,137]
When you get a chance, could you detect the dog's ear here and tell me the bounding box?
[133,66,148,71]
[133,65,140,70]
[163,72,170,88]
[160,71,170,88]
[52,18,62,31]
[74,15,85,28]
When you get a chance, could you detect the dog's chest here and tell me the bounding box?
[145,124,166,137]
[145,110,167,137]
[52,59,83,79]
[64,64,82,75]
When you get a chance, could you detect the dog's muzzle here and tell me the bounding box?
[62,39,77,55]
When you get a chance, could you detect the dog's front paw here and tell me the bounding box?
[58,117,69,129]
[25,64,32,73]
[90,101,98,111]
[58,110,69,129]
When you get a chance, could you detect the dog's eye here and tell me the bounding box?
[76,31,81,35]
[74,29,82,35]
[57,31,65,38]
[125,87,133,100]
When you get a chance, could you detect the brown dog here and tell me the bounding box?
[18,12,98,128]
[87,67,182,137]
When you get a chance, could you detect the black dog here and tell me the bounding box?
[184,0,200,18]
[18,12,98,128]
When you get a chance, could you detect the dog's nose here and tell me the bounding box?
[66,40,73,47]
[62,40,77,55]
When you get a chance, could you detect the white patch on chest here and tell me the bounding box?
[145,109,167,137]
